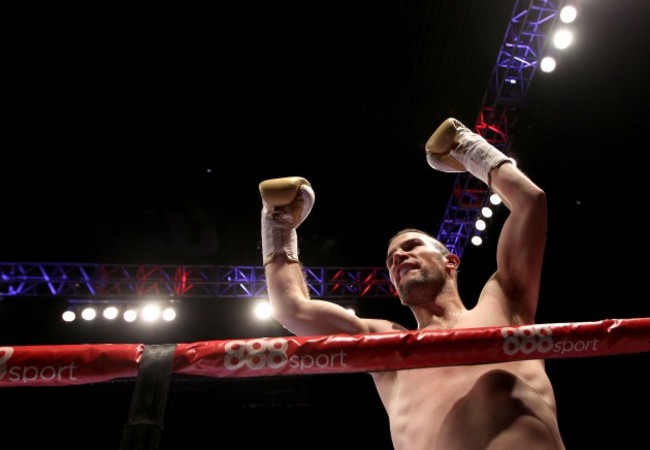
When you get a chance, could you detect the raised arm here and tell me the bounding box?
[260,176,378,336]
[487,163,547,323]
[426,118,547,323]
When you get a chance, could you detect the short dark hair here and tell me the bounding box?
[388,228,450,255]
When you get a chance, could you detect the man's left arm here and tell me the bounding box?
[486,162,548,323]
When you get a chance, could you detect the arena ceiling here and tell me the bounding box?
[2,1,649,448]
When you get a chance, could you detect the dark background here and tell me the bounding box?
[2,1,649,448]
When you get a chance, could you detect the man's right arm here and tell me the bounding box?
[260,176,386,336]
[265,254,374,335]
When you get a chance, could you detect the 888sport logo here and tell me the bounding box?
[224,338,289,370]
[501,325,554,355]
[224,338,348,371]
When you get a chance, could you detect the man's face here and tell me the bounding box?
[386,232,445,288]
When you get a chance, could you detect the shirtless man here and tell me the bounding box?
[259,118,565,450]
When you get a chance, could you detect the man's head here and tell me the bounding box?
[386,228,460,304]
[387,228,450,256]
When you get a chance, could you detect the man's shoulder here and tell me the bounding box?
[363,318,408,333]
[458,304,516,328]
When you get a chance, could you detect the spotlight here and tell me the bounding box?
[489,193,502,205]
[553,29,573,50]
[81,307,97,321]
[540,56,557,73]
[253,301,273,320]
[560,5,578,23]
[141,304,161,322]
[103,306,119,320]
[124,308,138,322]
[162,307,176,322]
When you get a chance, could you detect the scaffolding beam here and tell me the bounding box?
[436,0,565,256]
[0,262,395,301]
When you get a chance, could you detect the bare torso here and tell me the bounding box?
[369,310,565,450]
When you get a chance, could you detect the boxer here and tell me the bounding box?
[259,118,565,450]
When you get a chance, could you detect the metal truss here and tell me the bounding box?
[437,0,565,256]
[1,2,567,304]
[0,262,396,300]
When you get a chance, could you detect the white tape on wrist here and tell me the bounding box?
[262,217,299,265]
[454,128,513,185]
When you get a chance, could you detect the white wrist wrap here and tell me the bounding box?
[261,206,299,264]
[426,118,514,186]
[452,121,514,185]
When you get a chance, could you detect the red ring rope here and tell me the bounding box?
[1,317,648,387]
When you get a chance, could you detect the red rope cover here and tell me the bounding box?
[1,318,648,387]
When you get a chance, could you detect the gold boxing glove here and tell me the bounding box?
[259,176,315,265]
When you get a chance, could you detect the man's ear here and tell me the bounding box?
[445,253,460,270]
